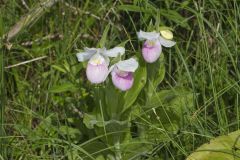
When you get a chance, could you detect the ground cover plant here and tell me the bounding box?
[0,0,240,159]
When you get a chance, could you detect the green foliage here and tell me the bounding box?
[187,130,240,160]
[1,0,240,159]
[123,60,147,114]
[99,24,111,48]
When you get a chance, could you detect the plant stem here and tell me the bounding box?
[114,140,122,160]
[0,41,5,158]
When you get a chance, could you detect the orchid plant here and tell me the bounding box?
[74,26,180,159]
[137,30,176,63]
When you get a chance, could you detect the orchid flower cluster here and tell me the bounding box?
[76,47,138,91]
[76,29,176,91]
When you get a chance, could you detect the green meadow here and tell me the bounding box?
[0,0,240,159]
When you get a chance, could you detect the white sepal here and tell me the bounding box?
[103,47,125,57]
[76,51,95,62]
[137,30,160,41]
[116,58,139,72]
[84,47,98,53]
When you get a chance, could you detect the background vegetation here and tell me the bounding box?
[0,0,240,159]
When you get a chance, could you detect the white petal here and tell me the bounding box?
[103,47,125,57]
[159,36,176,47]
[76,51,95,62]
[84,47,98,53]
[137,30,160,40]
[89,53,109,65]
[116,58,139,72]
[84,47,106,54]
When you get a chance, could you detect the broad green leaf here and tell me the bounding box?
[147,53,165,91]
[104,83,123,119]
[121,139,153,159]
[153,54,165,87]
[83,112,130,146]
[187,130,240,160]
[122,62,147,114]
[49,83,77,93]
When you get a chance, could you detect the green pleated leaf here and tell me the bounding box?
[104,83,122,119]
[147,53,165,91]
[122,62,147,113]
[187,130,240,160]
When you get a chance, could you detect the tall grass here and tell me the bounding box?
[0,0,239,159]
[0,44,5,159]
[0,9,5,158]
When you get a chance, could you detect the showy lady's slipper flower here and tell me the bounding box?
[137,30,176,63]
[110,58,139,91]
[76,47,125,84]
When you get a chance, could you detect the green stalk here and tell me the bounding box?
[114,140,122,160]
[0,40,5,158]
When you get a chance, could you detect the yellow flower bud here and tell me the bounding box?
[160,30,173,40]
